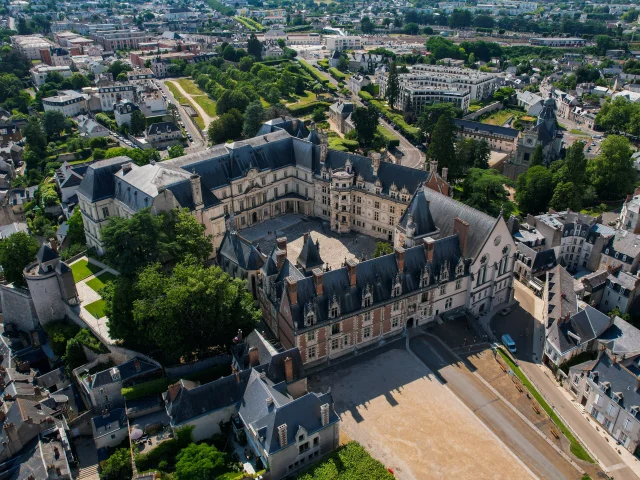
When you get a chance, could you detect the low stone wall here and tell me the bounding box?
[463,101,503,120]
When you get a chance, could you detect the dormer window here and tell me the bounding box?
[600,381,611,392]
[391,273,402,297]
[329,294,340,319]
[456,258,464,277]
[304,302,316,327]
[361,284,373,308]
[440,261,449,282]
[613,392,623,403]
[419,264,431,288]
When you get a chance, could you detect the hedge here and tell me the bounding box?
[328,67,346,80]
[298,442,394,480]
[298,59,331,84]
[358,91,373,101]
[371,100,421,143]
[288,101,330,116]
[122,377,171,401]
[376,126,400,149]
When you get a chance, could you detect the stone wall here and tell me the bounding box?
[463,101,502,120]
[0,284,39,332]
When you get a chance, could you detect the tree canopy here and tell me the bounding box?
[515,166,554,215]
[428,115,460,180]
[174,443,225,480]
[587,135,635,201]
[351,106,379,148]
[0,232,39,287]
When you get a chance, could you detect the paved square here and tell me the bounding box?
[309,345,533,480]
[239,214,380,270]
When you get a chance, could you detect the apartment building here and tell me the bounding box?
[325,35,362,51]
[398,86,470,114]
[10,34,55,60]
[618,188,640,234]
[90,29,153,51]
[530,37,586,47]
[98,84,136,112]
[453,118,519,152]
[42,90,88,117]
[31,65,72,86]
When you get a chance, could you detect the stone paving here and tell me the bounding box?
[239,214,380,270]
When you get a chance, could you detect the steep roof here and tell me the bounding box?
[398,187,438,238]
[77,157,132,202]
[547,305,612,355]
[218,231,266,271]
[297,234,324,271]
[36,244,59,264]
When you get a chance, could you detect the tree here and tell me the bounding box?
[402,23,420,35]
[174,443,225,480]
[530,145,544,167]
[351,106,379,147]
[0,232,39,287]
[312,107,326,123]
[216,89,250,115]
[449,9,472,28]
[100,448,132,480]
[247,33,262,60]
[428,115,460,180]
[461,168,513,217]
[515,166,554,215]
[168,145,185,158]
[564,141,586,188]
[474,14,494,29]
[337,56,349,72]
[550,182,581,211]
[66,208,86,246]
[385,62,400,109]
[457,138,490,170]
[107,60,132,80]
[360,16,374,34]
[129,110,146,136]
[588,135,635,201]
[418,103,458,139]
[238,56,254,72]
[223,44,236,61]
[133,262,259,363]
[208,109,244,144]
[373,242,392,258]
[42,110,66,138]
[242,100,264,139]
[22,117,47,155]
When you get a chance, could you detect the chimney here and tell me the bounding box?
[276,237,287,253]
[394,246,405,272]
[249,347,259,367]
[286,276,298,305]
[453,217,470,257]
[423,237,435,262]
[312,268,323,295]
[303,232,309,243]
[49,238,58,253]
[33,386,40,396]
[442,167,448,182]
[346,259,357,287]
[121,162,132,174]
[370,152,381,176]
[320,403,330,426]
[284,356,293,383]
[276,250,286,270]
[278,424,287,447]
[133,359,141,373]
[190,173,203,209]
[429,160,437,174]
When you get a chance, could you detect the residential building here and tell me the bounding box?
[90,29,153,51]
[31,65,72,87]
[99,84,136,112]
[10,34,55,60]
[328,101,354,135]
[42,90,88,117]
[602,267,640,315]
[76,115,110,138]
[397,86,470,114]
[92,408,128,449]
[55,160,89,202]
[145,121,182,147]
[325,35,362,51]
[217,231,265,298]
[516,91,544,116]
[600,230,640,275]
[139,90,167,117]
[163,337,339,480]
[127,68,155,85]
[618,188,640,233]
[114,100,140,127]
[453,118,519,152]
[41,47,72,67]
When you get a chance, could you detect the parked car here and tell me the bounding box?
[501,334,517,354]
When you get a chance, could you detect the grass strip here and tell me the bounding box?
[70,259,103,282]
[497,349,594,463]
[166,81,205,129]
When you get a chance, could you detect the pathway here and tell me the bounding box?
[165,80,216,129]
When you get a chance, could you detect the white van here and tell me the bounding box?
[501,334,517,354]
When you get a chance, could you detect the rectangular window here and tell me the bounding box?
[392,317,399,328]
[392,302,399,311]
[440,285,446,295]
[624,418,632,431]
[363,326,371,339]
[363,311,372,322]
[331,323,340,335]
[374,212,379,221]
[445,298,452,309]
[331,338,339,350]
[307,330,315,341]
[607,403,615,415]
[455,279,462,290]
[389,216,395,226]
[374,201,380,209]
[389,205,395,214]
[308,346,316,359]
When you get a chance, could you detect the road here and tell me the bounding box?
[156,79,206,152]
[410,334,581,480]
[492,282,640,480]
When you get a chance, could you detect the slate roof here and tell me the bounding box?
[297,234,324,271]
[453,118,519,138]
[547,305,612,355]
[398,187,438,237]
[255,117,309,138]
[516,242,557,273]
[218,231,266,271]
[36,244,59,264]
[585,354,640,415]
[546,265,578,323]
[598,317,640,356]
[92,408,127,437]
[604,230,640,261]
[287,237,465,330]
[77,157,132,202]
[147,121,180,136]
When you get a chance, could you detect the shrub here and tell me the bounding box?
[75,328,108,353]
[100,448,132,480]
[44,321,81,356]
[329,67,346,80]
[298,442,394,480]
[358,91,373,101]
[135,426,194,472]
[288,101,330,116]
[122,377,171,400]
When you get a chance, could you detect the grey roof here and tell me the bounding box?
[36,244,59,264]
[604,230,640,261]
[218,231,266,271]
[607,269,640,293]
[598,317,640,356]
[287,236,465,330]
[147,121,180,136]
[516,242,557,273]
[0,222,28,239]
[297,234,324,271]
[546,265,578,323]
[547,305,613,355]
[77,157,132,202]
[329,101,354,115]
[92,408,127,437]
[398,187,438,238]
[255,117,309,139]
[453,118,519,138]
[585,354,640,415]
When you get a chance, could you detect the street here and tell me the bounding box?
[493,281,640,480]
[156,79,206,152]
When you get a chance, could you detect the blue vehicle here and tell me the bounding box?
[501,334,517,354]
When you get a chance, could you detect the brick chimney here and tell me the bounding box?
[276,250,286,270]
[284,356,293,383]
[320,403,330,426]
[346,259,357,287]
[312,268,323,295]
[286,276,298,305]
[249,347,259,367]
[278,424,288,447]
[276,237,287,253]
[453,217,470,257]
[394,246,405,272]
[190,173,204,209]
[423,237,435,262]
[133,359,141,373]
[303,232,309,243]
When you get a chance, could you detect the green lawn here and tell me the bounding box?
[569,129,589,136]
[176,78,206,96]
[497,349,594,463]
[286,90,318,108]
[71,259,103,283]
[85,271,118,293]
[192,95,217,117]
[167,81,205,129]
[85,299,107,319]
[482,109,520,126]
